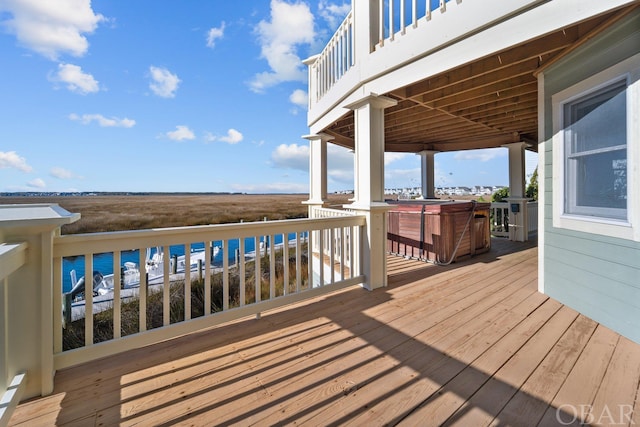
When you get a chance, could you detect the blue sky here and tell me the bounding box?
[0,0,536,194]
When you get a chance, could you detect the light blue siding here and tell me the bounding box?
[542,10,640,343]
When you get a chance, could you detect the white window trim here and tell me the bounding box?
[552,53,640,242]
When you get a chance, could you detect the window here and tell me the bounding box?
[563,80,627,220]
[552,53,639,241]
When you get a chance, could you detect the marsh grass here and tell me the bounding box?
[1,193,351,233]
[62,246,309,351]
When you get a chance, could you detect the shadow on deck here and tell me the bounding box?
[10,236,640,426]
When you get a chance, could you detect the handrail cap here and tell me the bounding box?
[0,203,80,228]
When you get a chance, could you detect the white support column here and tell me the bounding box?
[303,133,333,217]
[345,94,397,290]
[418,150,438,199]
[503,142,529,241]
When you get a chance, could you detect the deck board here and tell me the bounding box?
[9,237,640,426]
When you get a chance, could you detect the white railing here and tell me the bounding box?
[377,0,446,46]
[52,215,365,370]
[308,207,359,274]
[309,10,354,104]
[309,0,447,105]
[0,242,28,427]
[308,0,555,113]
[490,201,538,238]
[490,202,510,238]
[527,201,538,233]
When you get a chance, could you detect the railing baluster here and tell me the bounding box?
[308,229,314,288]
[296,232,302,292]
[113,251,121,339]
[283,233,289,296]
[379,0,385,46]
[139,248,147,332]
[269,234,275,299]
[400,0,406,35]
[162,245,170,326]
[84,254,93,347]
[412,0,418,28]
[329,228,335,284]
[205,242,211,315]
[239,238,245,306]
[340,227,346,280]
[319,229,325,287]
[389,0,395,41]
[255,236,261,304]
[223,239,229,311]
[184,243,191,321]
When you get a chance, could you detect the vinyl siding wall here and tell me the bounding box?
[541,10,640,343]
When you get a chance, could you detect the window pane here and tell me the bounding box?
[572,150,627,213]
[565,81,626,153]
[564,80,627,220]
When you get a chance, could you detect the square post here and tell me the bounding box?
[345,94,397,290]
[0,204,79,399]
[503,142,529,241]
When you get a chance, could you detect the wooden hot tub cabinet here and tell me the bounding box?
[387,200,491,264]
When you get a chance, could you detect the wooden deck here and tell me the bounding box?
[10,238,640,426]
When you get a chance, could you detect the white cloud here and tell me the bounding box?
[206,22,225,48]
[204,129,244,144]
[220,129,243,144]
[231,182,308,194]
[27,178,46,188]
[384,152,409,165]
[454,148,507,162]
[0,0,105,60]
[69,113,135,128]
[270,143,355,187]
[318,1,351,30]
[327,145,354,185]
[49,63,99,94]
[166,125,195,142]
[385,167,421,183]
[0,151,32,172]
[289,89,308,109]
[270,143,309,171]
[50,167,80,179]
[149,66,180,98]
[249,0,315,93]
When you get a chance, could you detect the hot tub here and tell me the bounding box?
[387,200,491,264]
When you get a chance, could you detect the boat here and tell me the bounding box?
[67,245,220,301]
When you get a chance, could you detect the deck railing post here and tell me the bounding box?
[0,204,79,400]
[354,0,379,53]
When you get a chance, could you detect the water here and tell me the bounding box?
[62,233,305,293]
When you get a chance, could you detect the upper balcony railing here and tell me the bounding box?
[307,10,354,106]
[306,0,556,121]
[307,0,450,106]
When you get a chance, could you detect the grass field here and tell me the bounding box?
[1,193,353,234]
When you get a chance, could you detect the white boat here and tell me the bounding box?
[67,245,220,301]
